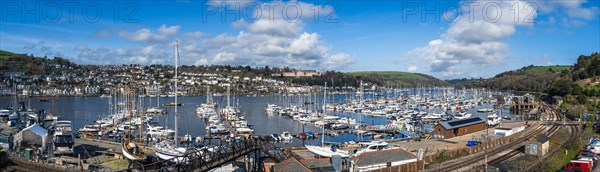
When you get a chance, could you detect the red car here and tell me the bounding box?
[563,160,593,172]
[579,149,598,157]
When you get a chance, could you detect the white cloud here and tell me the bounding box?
[555,0,599,20]
[407,65,417,72]
[407,0,535,78]
[118,24,181,43]
[157,24,181,35]
[321,53,354,70]
[74,1,352,71]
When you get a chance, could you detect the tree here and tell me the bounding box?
[572,84,582,95]
[577,95,588,104]
[547,79,572,97]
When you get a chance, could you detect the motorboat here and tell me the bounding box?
[331,123,349,130]
[271,133,281,141]
[454,112,472,120]
[352,141,395,155]
[207,124,229,134]
[487,114,501,126]
[78,125,100,133]
[280,132,293,140]
[305,144,350,158]
[100,94,112,98]
[477,108,494,113]
[146,107,166,114]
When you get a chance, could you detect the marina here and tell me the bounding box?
[0,85,534,171]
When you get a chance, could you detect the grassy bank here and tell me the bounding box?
[539,122,595,171]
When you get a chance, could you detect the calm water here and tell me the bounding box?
[0,92,515,147]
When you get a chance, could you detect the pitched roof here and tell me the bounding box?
[438,116,486,130]
[301,158,336,171]
[273,157,312,172]
[351,148,417,167]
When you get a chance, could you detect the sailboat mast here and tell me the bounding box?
[139,87,144,143]
[174,40,179,146]
[321,82,327,146]
[128,85,133,140]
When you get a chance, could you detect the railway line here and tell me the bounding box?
[430,104,569,171]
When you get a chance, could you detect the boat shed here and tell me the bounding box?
[434,116,486,139]
[13,123,49,151]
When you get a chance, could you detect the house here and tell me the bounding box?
[350,148,418,171]
[271,157,340,172]
[434,116,486,139]
[525,134,550,157]
[272,157,312,172]
[274,70,323,77]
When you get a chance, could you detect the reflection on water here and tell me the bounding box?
[0,92,517,147]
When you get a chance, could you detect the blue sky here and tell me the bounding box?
[0,0,599,79]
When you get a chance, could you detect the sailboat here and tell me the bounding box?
[305,82,350,158]
[147,90,166,114]
[196,85,216,118]
[122,85,147,161]
[153,40,189,162]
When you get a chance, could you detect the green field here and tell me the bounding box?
[348,71,445,87]
[0,50,16,61]
[529,65,571,72]
[349,71,428,80]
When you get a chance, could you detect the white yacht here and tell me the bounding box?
[305,144,350,158]
[280,131,293,140]
[487,113,501,126]
[208,124,229,134]
[353,141,395,156]
[454,112,472,120]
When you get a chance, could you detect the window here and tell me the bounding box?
[529,144,538,155]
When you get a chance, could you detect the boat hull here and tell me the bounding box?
[305,145,350,158]
[122,142,147,161]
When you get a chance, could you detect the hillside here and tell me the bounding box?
[0,50,17,61]
[349,71,449,87]
[529,65,571,72]
[0,50,81,76]
[473,65,571,92]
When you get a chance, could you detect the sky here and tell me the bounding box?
[0,0,599,79]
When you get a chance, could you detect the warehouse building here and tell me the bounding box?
[434,116,486,139]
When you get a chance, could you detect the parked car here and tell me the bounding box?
[563,160,593,172]
[579,149,598,157]
[578,152,599,160]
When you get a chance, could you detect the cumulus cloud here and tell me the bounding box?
[537,0,599,20]
[407,65,417,72]
[118,24,181,43]
[407,0,536,78]
[70,1,351,71]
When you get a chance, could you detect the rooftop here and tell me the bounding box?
[438,116,486,130]
[351,148,417,167]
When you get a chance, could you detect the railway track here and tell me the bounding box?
[432,104,565,171]
[485,104,568,167]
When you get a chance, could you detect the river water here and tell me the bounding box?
[0,91,517,147]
